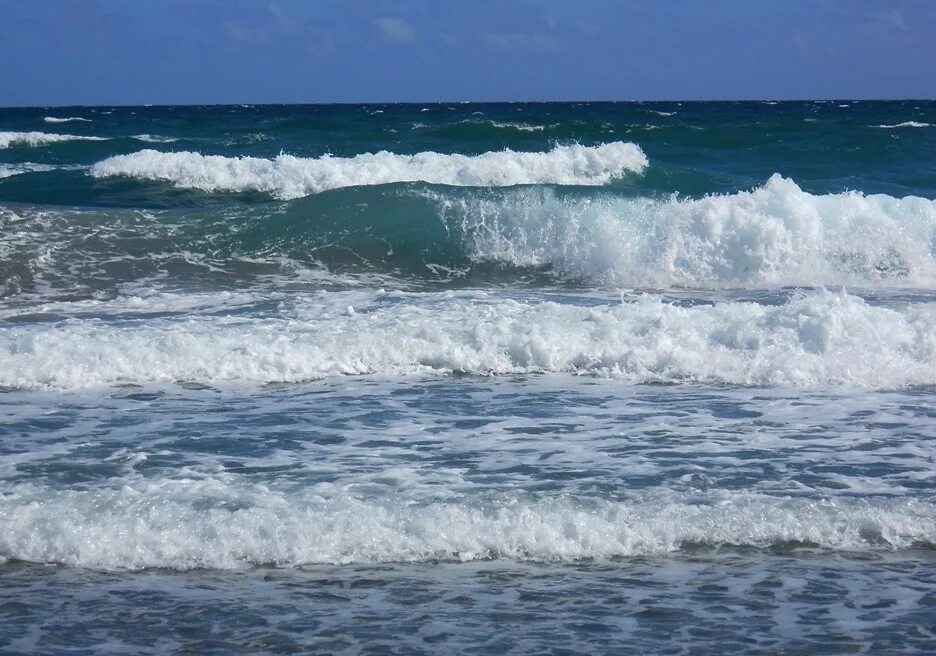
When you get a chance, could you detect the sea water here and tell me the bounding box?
[1,101,935,654]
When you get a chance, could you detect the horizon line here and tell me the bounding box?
[2,98,934,110]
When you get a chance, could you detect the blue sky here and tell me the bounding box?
[0,0,933,105]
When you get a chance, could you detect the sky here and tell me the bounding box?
[0,0,933,106]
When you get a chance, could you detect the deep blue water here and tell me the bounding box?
[2,101,936,654]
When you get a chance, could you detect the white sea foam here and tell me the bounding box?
[0,163,88,179]
[0,131,108,148]
[0,482,931,570]
[429,174,936,288]
[2,289,935,390]
[872,122,931,129]
[132,134,179,143]
[490,121,552,131]
[0,163,55,179]
[89,142,649,199]
[43,116,92,123]
[0,289,286,320]
[466,119,555,132]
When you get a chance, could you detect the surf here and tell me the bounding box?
[89,142,649,199]
[2,289,935,390]
[0,131,108,148]
[1,482,932,570]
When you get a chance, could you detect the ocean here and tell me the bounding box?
[1,101,935,654]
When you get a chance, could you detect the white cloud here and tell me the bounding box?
[223,21,271,45]
[374,17,415,45]
[480,32,558,52]
[268,2,302,35]
[222,3,307,46]
[880,9,906,31]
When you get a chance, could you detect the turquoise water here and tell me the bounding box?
[2,102,936,654]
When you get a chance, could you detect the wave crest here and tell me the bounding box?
[1,482,932,570]
[2,290,935,390]
[429,175,936,288]
[872,121,931,129]
[43,116,92,123]
[89,142,648,199]
[0,131,108,148]
[0,163,56,179]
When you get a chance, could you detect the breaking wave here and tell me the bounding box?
[429,175,936,288]
[0,131,108,148]
[88,142,649,199]
[43,116,92,123]
[2,290,935,390]
[871,122,931,129]
[0,163,56,179]
[3,175,936,291]
[1,482,932,570]
[482,120,554,132]
[132,134,179,143]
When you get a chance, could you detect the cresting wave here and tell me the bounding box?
[480,120,553,131]
[0,163,55,179]
[1,483,932,570]
[3,290,936,390]
[43,116,92,123]
[132,134,179,143]
[0,163,87,180]
[88,142,648,199]
[3,175,935,290]
[430,175,936,287]
[872,122,931,128]
[457,119,556,132]
[0,131,108,148]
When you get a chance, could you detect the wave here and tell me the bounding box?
[4,175,936,291]
[427,175,936,288]
[132,134,179,143]
[0,131,108,148]
[871,122,931,129]
[461,119,555,132]
[88,142,649,199]
[491,121,550,131]
[0,163,56,179]
[0,163,88,181]
[43,116,92,123]
[1,482,931,570]
[2,290,935,390]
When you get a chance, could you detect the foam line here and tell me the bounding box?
[2,290,935,390]
[1,483,931,570]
